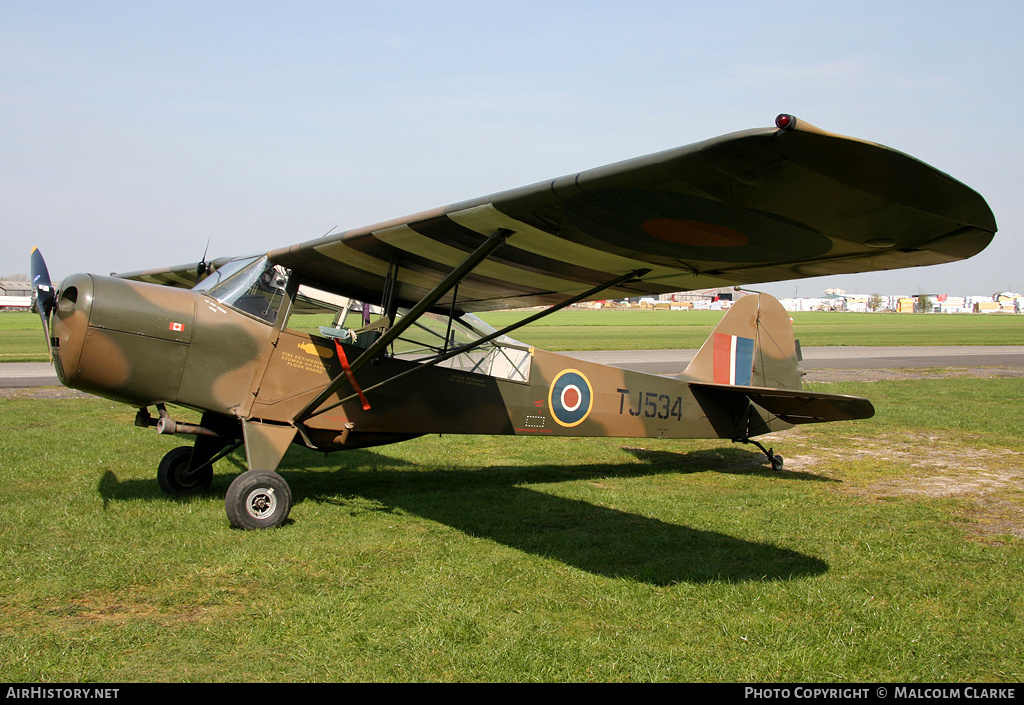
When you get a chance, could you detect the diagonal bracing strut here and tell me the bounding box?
[294,266,651,424]
[292,229,511,424]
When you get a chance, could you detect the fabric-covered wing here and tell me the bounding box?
[264,115,994,313]
[114,257,233,288]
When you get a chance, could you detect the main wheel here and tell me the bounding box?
[225,470,293,530]
[157,446,214,495]
[770,454,785,471]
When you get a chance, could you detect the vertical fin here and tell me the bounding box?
[681,292,802,390]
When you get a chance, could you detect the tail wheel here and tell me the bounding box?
[158,446,214,495]
[225,470,292,530]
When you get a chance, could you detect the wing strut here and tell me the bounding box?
[294,266,651,425]
[292,228,512,423]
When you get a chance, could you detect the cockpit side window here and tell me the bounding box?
[285,290,532,383]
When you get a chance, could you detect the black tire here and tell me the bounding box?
[770,454,785,471]
[158,446,214,495]
[225,470,292,530]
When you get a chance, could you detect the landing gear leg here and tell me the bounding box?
[145,409,243,495]
[733,405,783,471]
[736,437,784,471]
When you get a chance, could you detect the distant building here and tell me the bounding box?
[596,288,1019,315]
[1,280,33,310]
[769,290,1020,315]
[1,280,31,297]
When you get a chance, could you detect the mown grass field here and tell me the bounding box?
[478,309,1024,350]
[1,373,1022,682]
[3,309,1024,361]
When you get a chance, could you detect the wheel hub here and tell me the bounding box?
[245,487,277,519]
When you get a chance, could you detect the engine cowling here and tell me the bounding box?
[50,273,196,406]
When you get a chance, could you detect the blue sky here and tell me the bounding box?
[3,0,1022,297]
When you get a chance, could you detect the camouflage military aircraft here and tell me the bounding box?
[31,115,996,529]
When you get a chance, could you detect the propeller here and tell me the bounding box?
[196,236,212,280]
[30,247,57,360]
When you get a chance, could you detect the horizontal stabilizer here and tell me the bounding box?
[689,382,874,424]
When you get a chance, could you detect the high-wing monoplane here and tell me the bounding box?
[31,115,996,529]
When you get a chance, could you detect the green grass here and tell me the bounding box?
[4,309,1023,361]
[0,313,54,361]
[1,375,1022,682]
[478,309,1024,351]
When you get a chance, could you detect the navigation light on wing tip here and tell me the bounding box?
[775,114,797,131]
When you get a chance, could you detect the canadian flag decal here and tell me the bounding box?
[169,322,185,332]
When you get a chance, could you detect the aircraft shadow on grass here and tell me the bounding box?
[99,445,833,585]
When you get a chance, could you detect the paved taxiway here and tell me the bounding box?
[566,346,1024,376]
[3,346,1023,388]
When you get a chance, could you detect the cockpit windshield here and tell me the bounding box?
[195,255,290,324]
[194,255,531,381]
